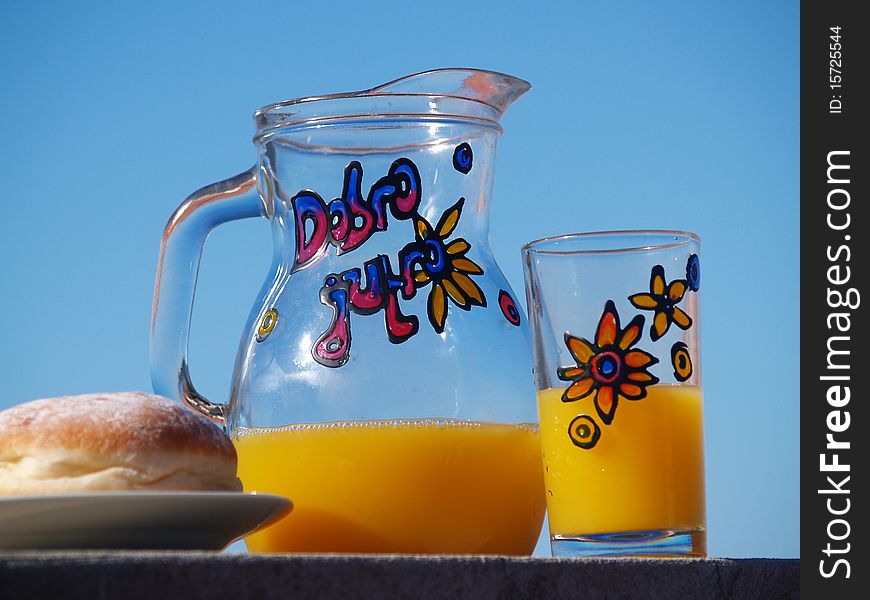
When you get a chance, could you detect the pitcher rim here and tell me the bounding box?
[252,68,530,141]
[254,68,531,113]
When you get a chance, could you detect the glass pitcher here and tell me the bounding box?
[150,69,544,554]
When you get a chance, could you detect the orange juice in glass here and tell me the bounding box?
[234,419,545,554]
[522,231,706,556]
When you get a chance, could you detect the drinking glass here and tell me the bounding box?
[522,231,706,557]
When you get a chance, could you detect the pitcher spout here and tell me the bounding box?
[369,68,531,116]
[253,68,529,143]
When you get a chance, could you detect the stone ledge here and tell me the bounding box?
[0,552,798,600]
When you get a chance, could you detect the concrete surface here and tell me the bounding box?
[0,552,799,599]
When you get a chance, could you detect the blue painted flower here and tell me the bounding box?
[686,254,700,291]
[452,143,473,174]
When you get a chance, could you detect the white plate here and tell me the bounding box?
[0,492,291,551]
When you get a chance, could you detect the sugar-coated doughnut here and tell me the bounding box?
[0,392,242,494]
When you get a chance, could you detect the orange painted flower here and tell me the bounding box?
[628,265,693,341]
[411,198,486,333]
[557,300,659,425]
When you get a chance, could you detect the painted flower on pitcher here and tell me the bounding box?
[686,254,701,292]
[557,300,659,425]
[628,265,693,341]
[411,197,486,333]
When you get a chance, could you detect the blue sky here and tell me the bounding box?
[0,0,798,557]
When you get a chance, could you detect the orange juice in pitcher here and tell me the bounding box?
[234,419,545,554]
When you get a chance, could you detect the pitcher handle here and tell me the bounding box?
[150,166,265,423]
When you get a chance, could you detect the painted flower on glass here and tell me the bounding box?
[686,254,701,292]
[557,300,659,425]
[411,197,486,333]
[628,265,693,341]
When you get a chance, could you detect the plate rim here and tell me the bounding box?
[0,491,291,503]
[0,491,292,550]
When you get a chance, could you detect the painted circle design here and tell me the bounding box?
[686,254,701,291]
[590,351,622,384]
[498,290,521,326]
[452,142,473,174]
[256,308,279,342]
[568,414,601,449]
[671,341,693,381]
